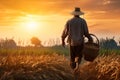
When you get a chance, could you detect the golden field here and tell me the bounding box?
[0,48,120,80]
[0,53,74,80]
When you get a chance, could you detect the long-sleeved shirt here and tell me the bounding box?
[61,17,92,46]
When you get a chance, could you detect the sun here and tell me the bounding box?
[26,21,38,31]
[20,14,41,33]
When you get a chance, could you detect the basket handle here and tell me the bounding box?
[89,34,99,46]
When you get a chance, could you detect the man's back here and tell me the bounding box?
[66,17,88,46]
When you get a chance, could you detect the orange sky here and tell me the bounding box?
[0,0,120,45]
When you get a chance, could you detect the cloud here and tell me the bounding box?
[0,8,27,26]
[0,0,119,19]
[0,0,76,15]
[78,0,120,19]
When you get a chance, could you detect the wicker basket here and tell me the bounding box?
[83,34,100,62]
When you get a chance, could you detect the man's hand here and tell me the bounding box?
[88,37,93,43]
[85,34,93,43]
[62,41,65,48]
[89,38,93,43]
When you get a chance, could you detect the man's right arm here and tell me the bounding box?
[61,21,69,47]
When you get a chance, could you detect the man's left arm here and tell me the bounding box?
[83,20,93,42]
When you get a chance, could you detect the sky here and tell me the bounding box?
[0,0,120,45]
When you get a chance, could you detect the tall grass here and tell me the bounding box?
[1,46,120,80]
[0,46,69,56]
[99,48,120,55]
[0,53,73,80]
[76,54,120,80]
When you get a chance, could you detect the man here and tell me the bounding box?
[61,7,93,69]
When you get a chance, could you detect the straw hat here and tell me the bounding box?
[71,7,84,15]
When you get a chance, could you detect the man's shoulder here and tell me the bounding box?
[79,18,87,24]
[67,17,74,21]
[65,18,73,24]
[70,17,85,21]
[79,17,86,21]
[66,17,86,23]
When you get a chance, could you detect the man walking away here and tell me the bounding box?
[61,7,93,70]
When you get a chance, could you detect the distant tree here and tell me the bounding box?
[0,38,17,48]
[31,37,42,47]
[100,37,118,49]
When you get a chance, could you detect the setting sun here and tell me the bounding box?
[19,14,41,33]
[0,0,120,46]
[25,21,38,31]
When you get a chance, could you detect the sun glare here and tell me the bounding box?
[26,21,38,31]
[20,14,41,33]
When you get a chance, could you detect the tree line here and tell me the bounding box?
[0,37,120,49]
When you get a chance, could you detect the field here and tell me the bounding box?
[0,47,120,80]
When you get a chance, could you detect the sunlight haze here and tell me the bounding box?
[0,0,120,45]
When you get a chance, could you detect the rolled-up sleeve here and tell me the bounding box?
[61,21,69,41]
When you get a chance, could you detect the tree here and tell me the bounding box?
[31,37,42,47]
[0,38,17,48]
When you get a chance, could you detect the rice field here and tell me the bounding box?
[78,54,120,80]
[0,53,74,80]
[0,47,120,80]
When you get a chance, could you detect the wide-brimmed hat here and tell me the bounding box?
[71,7,84,15]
